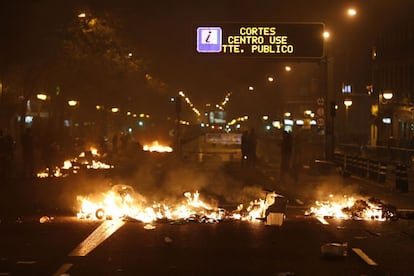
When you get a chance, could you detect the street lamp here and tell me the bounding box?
[67,100,79,137]
[36,93,48,101]
[344,99,353,140]
[95,105,104,110]
[68,100,79,107]
[383,91,393,100]
[378,91,394,144]
[322,28,335,160]
[347,8,357,17]
[344,99,353,108]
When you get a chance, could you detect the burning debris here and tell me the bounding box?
[37,146,113,178]
[77,185,282,224]
[306,194,397,221]
[142,141,173,153]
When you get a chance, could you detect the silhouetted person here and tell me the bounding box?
[2,130,15,179]
[0,129,5,178]
[241,130,249,166]
[98,135,107,154]
[21,128,34,178]
[121,132,131,151]
[112,133,118,154]
[41,131,57,176]
[247,128,257,167]
[280,131,292,183]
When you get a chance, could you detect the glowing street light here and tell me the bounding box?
[383,91,393,100]
[304,110,313,116]
[111,107,119,113]
[267,76,274,82]
[68,100,79,107]
[344,99,353,107]
[285,66,291,72]
[347,8,357,17]
[36,93,48,101]
[78,13,86,18]
[323,31,330,40]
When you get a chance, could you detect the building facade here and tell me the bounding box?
[372,21,414,148]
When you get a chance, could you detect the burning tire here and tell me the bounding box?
[95,208,106,220]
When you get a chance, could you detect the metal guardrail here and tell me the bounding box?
[337,143,414,165]
[333,152,412,192]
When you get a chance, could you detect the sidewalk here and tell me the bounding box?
[351,174,414,211]
[247,158,414,216]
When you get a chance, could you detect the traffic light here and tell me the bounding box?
[330,101,337,117]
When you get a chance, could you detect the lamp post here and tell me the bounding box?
[322,30,335,160]
[378,91,394,145]
[323,7,357,159]
[67,100,79,137]
[344,99,353,141]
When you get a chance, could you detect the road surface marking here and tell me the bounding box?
[15,261,36,264]
[316,217,329,225]
[52,263,73,276]
[352,248,378,266]
[69,220,125,256]
[295,199,304,205]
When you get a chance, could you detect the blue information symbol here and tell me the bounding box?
[197,27,222,53]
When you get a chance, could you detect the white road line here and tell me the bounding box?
[295,199,304,205]
[69,220,125,257]
[52,220,126,276]
[316,216,329,225]
[52,263,73,276]
[15,261,36,265]
[352,248,378,266]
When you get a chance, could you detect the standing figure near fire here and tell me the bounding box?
[280,130,293,183]
[21,128,34,179]
[241,130,249,166]
[247,128,257,167]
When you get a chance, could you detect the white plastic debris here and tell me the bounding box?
[266,213,284,226]
[321,242,348,257]
[144,224,156,230]
[164,236,173,243]
[39,216,52,224]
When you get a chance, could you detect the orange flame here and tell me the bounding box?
[306,194,391,221]
[77,186,279,223]
[143,141,173,153]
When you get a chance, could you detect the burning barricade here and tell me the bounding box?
[142,141,173,153]
[37,146,113,178]
[77,185,283,224]
[305,194,397,221]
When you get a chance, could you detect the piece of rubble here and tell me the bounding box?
[321,242,348,257]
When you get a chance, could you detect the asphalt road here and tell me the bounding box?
[1,207,414,275]
[1,151,414,275]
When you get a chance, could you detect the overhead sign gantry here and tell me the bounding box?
[196,23,324,59]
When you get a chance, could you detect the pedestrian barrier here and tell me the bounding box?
[333,152,411,191]
[378,162,387,183]
[395,164,408,192]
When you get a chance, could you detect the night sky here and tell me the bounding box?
[1,0,413,120]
